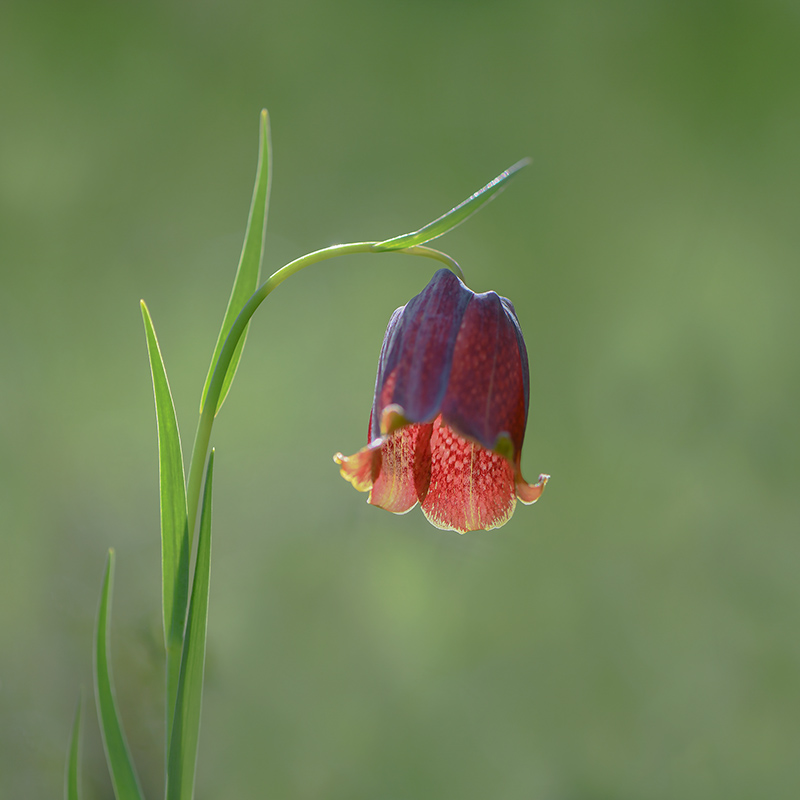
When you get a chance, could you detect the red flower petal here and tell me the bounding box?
[420,417,517,533]
[334,422,434,515]
[369,422,432,514]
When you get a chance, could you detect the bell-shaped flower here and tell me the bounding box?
[335,268,548,533]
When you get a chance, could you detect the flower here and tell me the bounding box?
[334,268,548,533]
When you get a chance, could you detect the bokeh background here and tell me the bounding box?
[2,1,799,797]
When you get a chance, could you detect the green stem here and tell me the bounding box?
[397,245,464,278]
[185,241,459,536]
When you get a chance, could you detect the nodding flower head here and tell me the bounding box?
[335,268,548,533]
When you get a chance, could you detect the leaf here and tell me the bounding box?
[65,695,82,800]
[373,158,531,251]
[166,451,215,800]
[94,550,145,800]
[140,300,189,747]
[200,109,272,416]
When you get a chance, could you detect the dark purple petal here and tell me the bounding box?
[440,289,529,459]
[500,296,530,416]
[368,306,404,441]
[370,269,472,440]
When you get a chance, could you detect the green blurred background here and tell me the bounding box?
[2,0,799,797]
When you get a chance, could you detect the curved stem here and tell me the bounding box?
[185,241,460,535]
[399,245,464,279]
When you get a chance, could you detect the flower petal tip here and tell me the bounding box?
[516,472,549,505]
[334,448,376,493]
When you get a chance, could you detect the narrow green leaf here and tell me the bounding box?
[140,300,189,749]
[94,550,145,800]
[200,109,272,416]
[373,158,531,252]
[166,451,215,800]
[65,695,82,800]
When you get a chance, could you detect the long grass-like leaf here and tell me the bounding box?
[140,300,189,748]
[200,109,272,416]
[373,158,531,252]
[166,451,215,800]
[65,695,82,800]
[94,550,145,800]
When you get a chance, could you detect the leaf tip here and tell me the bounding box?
[259,109,271,147]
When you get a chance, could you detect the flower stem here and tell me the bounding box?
[399,245,464,279]
[185,241,460,536]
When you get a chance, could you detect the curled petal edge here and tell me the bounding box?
[515,472,549,505]
[333,402,415,495]
[333,443,380,493]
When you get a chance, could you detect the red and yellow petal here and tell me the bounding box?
[369,423,431,514]
[420,417,517,533]
[333,441,381,493]
[334,422,434,515]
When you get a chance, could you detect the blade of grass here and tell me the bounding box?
[373,158,531,252]
[65,695,82,800]
[140,300,189,750]
[200,109,272,417]
[94,550,145,800]
[166,451,215,800]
